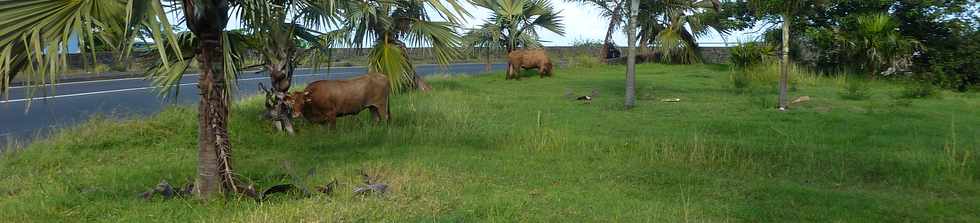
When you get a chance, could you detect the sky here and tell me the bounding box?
[455,2,756,46]
[193,1,759,47]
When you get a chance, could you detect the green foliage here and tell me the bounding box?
[327,0,467,91]
[729,42,776,69]
[568,54,601,68]
[730,71,752,91]
[0,0,181,101]
[839,78,872,100]
[570,38,603,49]
[463,0,566,52]
[900,82,940,99]
[4,64,977,221]
[731,61,818,91]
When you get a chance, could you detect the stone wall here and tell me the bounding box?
[700,47,731,64]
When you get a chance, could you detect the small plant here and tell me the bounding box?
[839,79,872,100]
[93,64,111,73]
[899,82,939,99]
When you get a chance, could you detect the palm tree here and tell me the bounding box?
[624,0,638,109]
[567,0,625,63]
[324,0,468,92]
[464,0,566,53]
[639,0,725,64]
[1,0,335,198]
[840,14,919,79]
[750,0,822,111]
[236,0,335,134]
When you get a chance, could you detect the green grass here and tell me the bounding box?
[1,64,978,222]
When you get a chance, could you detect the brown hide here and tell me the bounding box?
[286,73,390,127]
[506,49,554,80]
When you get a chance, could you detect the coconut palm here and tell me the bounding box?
[567,0,625,63]
[324,0,468,92]
[749,0,823,111]
[236,0,336,134]
[463,0,566,53]
[624,0,638,109]
[839,14,919,79]
[0,0,342,198]
[639,0,725,64]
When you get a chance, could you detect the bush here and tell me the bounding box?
[839,79,872,100]
[730,42,776,69]
[900,82,939,99]
[568,54,601,69]
[570,38,603,49]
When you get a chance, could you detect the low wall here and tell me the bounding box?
[65,46,733,69]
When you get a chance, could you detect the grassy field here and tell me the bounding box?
[1,64,977,222]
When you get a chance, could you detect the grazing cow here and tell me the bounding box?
[506,49,554,80]
[285,73,390,128]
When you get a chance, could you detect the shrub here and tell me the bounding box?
[729,42,776,69]
[839,79,872,100]
[900,82,940,99]
[568,54,601,69]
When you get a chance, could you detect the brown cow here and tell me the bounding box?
[285,73,390,128]
[506,49,554,80]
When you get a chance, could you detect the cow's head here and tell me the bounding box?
[284,91,311,118]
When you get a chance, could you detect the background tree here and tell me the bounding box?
[836,14,919,79]
[623,0,638,108]
[463,0,566,54]
[748,0,822,111]
[567,0,624,63]
[639,0,725,64]
[325,0,468,92]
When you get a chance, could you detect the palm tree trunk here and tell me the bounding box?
[485,46,491,72]
[184,0,236,198]
[624,0,639,109]
[778,13,790,111]
[601,3,624,64]
[267,59,295,134]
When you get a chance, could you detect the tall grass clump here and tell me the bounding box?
[839,77,872,100]
[900,81,940,99]
[568,54,601,68]
[728,42,819,91]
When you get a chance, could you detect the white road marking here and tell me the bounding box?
[5,67,337,90]
[2,72,354,104]
[4,63,485,89]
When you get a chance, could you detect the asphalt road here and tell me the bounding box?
[1,63,506,148]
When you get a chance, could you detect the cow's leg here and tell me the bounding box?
[322,112,337,129]
[379,104,390,123]
[506,63,514,80]
[539,66,547,78]
[369,106,381,124]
